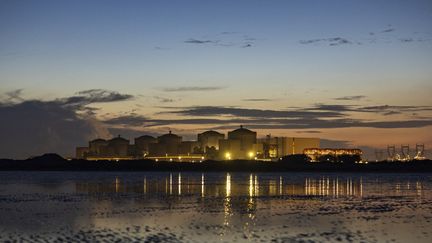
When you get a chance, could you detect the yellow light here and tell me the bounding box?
[225,152,231,160]
[248,151,254,158]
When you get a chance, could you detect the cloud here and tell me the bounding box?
[0,100,110,159]
[296,130,322,134]
[161,86,225,92]
[103,114,254,127]
[184,38,215,44]
[103,115,150,126]
[162,104,432,120]
[57,89,133,109]
[208,119,432,130]
[300,26,432,47]
[220,32,238,35]
[161,106,345,118]
[328,37,351,46]
[334,95,366,101]
[242,98,274,102]
[307,104,355,112]
[299,39,323,44]
[399,38,414,43]
[381,28,395,33]
[0,89,134,158]
[372,26,432,44]
[2,89,25,103]
[243,36,256,41]
[81,106,100,116]
[399,38,431,43]
[309,103,432,115]
[161,103,432,120]
[153,105,432,130]
[358,105,432,113]
[300,37,352,46]
[185,33,257,48]
[153,96,174,103]
[154,46,171,50]
[358,120,432,128]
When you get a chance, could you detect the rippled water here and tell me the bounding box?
[0,172,431,242]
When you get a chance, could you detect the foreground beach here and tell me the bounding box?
[0,172,431,242]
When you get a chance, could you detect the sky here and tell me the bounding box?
[1,0,432,159]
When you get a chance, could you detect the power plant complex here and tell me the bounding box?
[75,126,367,162]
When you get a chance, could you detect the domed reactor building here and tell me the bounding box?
[134,135,157,157]
[218,126,264,160]
[149,131,183,156]
[198,130,224,151]
[198,130,225,160]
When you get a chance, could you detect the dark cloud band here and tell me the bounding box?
[161,86,225,92]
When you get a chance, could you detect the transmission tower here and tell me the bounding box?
[387,145,396,161]
[414,144,426,160]
[401,144,410,161]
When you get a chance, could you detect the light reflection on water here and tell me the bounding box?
[71,173,425,199]
[0,172,431,242]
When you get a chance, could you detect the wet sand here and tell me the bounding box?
[0,172,431,242]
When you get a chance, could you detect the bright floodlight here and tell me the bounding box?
[248,151,254,158]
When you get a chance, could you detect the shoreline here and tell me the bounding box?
[1,155,431,173]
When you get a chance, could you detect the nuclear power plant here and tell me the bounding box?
[76,126,331,161]
[75,126,429,162]
[76,126,431,163]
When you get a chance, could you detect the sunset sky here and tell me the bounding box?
[1,0,432,159]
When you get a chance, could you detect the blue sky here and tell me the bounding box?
[1,0,432,158]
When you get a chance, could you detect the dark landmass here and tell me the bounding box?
[0,154,432,172]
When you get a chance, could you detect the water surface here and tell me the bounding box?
[0,172,431,242]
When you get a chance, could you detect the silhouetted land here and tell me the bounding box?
[0,154,431,172]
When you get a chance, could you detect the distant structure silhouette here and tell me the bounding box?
[75,126,366,162]
[375,149,385,161]
[382,144,428,161]
[387,145,396,161]
[415,144,426,160]
[401,144,410,161]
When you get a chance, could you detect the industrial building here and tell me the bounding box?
[259,135,320,159]
[81,136,133,160]
[79,131,203,161]
[76,126,326,162]
[75,147,89,159]
[198,130,225,152]
[149,131,183,156]
[218,126,263,160]
[303,148,363,162]
[134,135,157,157]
